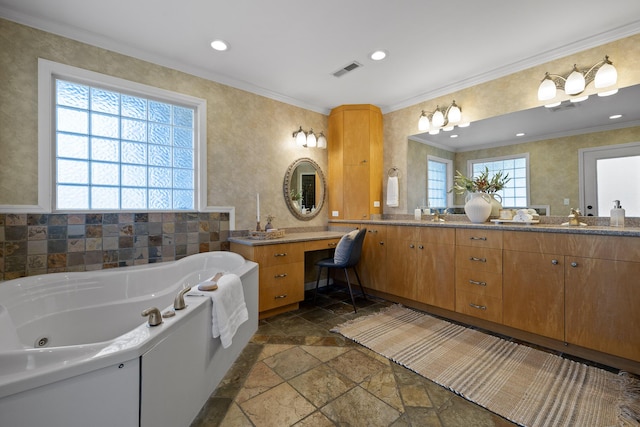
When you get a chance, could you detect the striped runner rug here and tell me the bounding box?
[332,304,639,427]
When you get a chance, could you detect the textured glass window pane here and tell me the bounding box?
[122,118,147,142]
[173,106,193,127]
[91,138,119,162]
[149,189,171,210]
[173,190,193,210]
[149,144,171,166]
[91,162,119,185]
[122,95,147,119]
[173,127,193,148]
[149,101,171,124]
[173,169,193,189]
[57,133,89,159]
[92,187,120,209]
[91,88,119,114]
[58,107,89,134]
[122,141,147,165]
[149,123,171,145]
[57,80,89,109]
[91,113,119,138]
[173,148,193,168]
[122,165,147,187]
[149,167,171,188]
[58,159,89,184]
[58,185,89,209]
[122,188,146,209]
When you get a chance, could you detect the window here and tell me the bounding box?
[39,59,207,212]
[468,154,529,208]
[427,156,453,209]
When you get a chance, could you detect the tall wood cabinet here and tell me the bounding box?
[328,104,383,220]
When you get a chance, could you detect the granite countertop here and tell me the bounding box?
[229,230,347,246]
[329,217,640,237]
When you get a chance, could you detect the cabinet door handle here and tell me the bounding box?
[328,242,337,247]
[409,244,415,249]
[418,245,424,249]
[274,253,287,257]
[274,294,288,299]
[379,241,385,246]
[470,236,487,241]
[571,262,578,268]
[551,259,559,265]
[469,257,486,263]
[469,303,487,310]
[368,229,378,233]
[274,273,288,278]
[469,280,487,286]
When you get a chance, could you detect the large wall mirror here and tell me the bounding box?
[407,84,640,216]
[283,158,326,220]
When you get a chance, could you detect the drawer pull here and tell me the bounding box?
[328,242,337,247]
[469,280,487,286]
[571,262,578,268]
[418,245,424,249]
[274,294,288,299]
[551,259,559,265]
[273,253,287,257]
[469,303,487,310]
[470,236,487,241]
[469,257,487,263]
[274,273,288,278]
[409,244,415,249]
[379,241,385,246]
[368,229,378,233]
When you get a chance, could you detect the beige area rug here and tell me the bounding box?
[332,304,639,427]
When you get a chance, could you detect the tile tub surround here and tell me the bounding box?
[0,212,230,281]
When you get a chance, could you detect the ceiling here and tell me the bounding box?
[2,0,640,116]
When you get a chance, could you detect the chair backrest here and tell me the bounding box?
[343,227,367,268]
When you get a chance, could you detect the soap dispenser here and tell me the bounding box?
[610,200,625,227]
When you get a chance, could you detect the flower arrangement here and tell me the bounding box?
[452,167,510,194]
[290,189,302,201]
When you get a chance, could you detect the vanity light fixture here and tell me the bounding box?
[537,55,618,107]
[292,126,327,149]
[418,100,469,134]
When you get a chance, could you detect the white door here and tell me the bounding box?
[580,142,640,216]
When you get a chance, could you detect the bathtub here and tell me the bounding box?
[0,251,258,427]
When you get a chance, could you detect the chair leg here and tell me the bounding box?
[353,267,367,300]
[343,268,357,313]
[314,266,323,303]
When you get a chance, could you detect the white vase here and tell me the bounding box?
[488,194,502,218]
[464,192,492,223]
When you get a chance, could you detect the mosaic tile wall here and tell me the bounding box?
[0,212,230,282]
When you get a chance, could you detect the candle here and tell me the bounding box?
[256,193,260,222]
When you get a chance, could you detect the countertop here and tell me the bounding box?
[229,230,346,246]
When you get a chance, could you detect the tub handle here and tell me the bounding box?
[142,307,163,326]
[174,286,192,310]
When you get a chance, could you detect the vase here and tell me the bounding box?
[488,194,503,218]
[464,192,492,223]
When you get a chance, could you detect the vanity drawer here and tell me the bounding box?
[304,238,341,252]
[455,269,502,298]
[455,246,502,273]
[456,229,503,249]
[259,281,305,311]
[456,290,502,323]
[259,262,304,289]
[254,243,304,266]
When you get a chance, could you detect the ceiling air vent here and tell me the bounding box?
[333,61,363,78]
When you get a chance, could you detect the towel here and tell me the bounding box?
[513,209,534,222]
[386,176,399,207]
[187,273,248,348]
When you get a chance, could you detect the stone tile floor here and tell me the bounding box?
[190,288,518,427]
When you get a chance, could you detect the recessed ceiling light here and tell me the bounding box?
[450,134,459,138]
[609,114,623,119]
[210,40,229,51]
[369,50,388,61]
[516,132,525,137]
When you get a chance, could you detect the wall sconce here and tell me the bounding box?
[293,126,327,149]
[417,100,470,134]
[537,55,618,107]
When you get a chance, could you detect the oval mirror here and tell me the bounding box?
[283,158,326,220]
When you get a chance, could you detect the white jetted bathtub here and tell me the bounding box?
[0,251,258,427]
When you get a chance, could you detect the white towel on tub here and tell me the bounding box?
[187,273,248,348]
[386,176,399,207]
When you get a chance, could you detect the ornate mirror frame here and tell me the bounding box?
[283,157,326,221]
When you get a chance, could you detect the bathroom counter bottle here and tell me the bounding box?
[610,200,625,227]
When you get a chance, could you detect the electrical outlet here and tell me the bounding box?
[332,211,339,217]
[564,198,570,205]
[373,201,380,207]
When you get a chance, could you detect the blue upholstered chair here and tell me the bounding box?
[314,228,368,312]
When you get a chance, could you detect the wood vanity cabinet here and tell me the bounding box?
[328,104,383,220]
[359,224,388,293]
[386,225,455,309]
[454,228,503,323]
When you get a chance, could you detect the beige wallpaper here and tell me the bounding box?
[0,18,328,231]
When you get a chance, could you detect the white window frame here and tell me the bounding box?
[29,59,235,226]
[467,153,530,208]
[427,155,453,208]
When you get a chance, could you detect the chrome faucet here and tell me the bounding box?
[173,286,192,310]
[141,307,163,326]
[431,209,445,222]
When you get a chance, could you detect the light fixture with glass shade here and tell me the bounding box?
[292,126,326,149]
[417,100,468,134]
[537,55,618,107]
